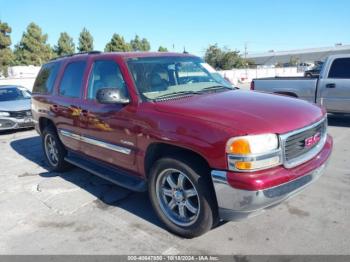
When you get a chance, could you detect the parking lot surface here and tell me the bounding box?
[0,115,349,255]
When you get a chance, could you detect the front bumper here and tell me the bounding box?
[211,135,333,221]
[0,117,34,131]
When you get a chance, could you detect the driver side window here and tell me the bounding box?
[87,60,127,100]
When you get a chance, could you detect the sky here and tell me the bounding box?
[0,0,349,56]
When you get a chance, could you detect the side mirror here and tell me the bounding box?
[96,88,130,104]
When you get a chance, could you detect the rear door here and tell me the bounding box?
[53,60,88,152]
[320,57,350,113]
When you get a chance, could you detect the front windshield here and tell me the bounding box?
[127,56,234,100]
[0,87,31,102]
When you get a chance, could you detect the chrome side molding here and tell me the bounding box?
[59,129,131,155]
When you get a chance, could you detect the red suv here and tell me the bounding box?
[31,51,333,237]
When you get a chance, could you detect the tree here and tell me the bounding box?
[0,21,14,77]
[289,56,300,66]
[54,32,75,56]
[130,35,150,51]
[105,34,131,52]
[78,28,93,52]
[220,49,246,69]
[14,22,52,66]
[204,44,247,70]
[158,46,168,52]
[204,44,223,69]
[141,38,151,51]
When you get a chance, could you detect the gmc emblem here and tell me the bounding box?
[304,132,321,148]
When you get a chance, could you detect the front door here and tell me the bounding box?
[320,57,350,113]
[79,59,138,172]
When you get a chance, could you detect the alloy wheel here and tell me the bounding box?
[156,168,200,227]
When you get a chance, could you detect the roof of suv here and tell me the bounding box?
[50,51,196,62]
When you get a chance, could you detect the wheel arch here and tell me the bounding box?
[38,117,56,134]
[274,91,298,98]
[144,142,211,179]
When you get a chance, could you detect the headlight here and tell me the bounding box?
[0,111,10,117]
[226,134,282,171]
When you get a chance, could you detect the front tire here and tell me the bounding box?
[148,156,218,238]
[42,126,71,172]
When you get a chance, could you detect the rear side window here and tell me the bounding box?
[32,62,60,94]
[328,58,350,78]
[59,61,86,98]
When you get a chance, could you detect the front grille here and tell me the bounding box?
[283,118,327,164]
[9,110,32,118]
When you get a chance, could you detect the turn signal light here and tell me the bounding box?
[235,161,253,170]
[233,156,281,171]
[227,138,251,155]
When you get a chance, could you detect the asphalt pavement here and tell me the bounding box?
[0,114,349,255]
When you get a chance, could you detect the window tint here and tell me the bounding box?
[59,61,86,98]
[32,62,60,94]
[87,60,127,99]
[328,58,350,78]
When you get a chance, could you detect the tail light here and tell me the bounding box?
[250,81,255,90]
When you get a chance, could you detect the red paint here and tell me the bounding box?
[32,52,332,189]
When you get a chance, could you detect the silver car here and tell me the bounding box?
[0,85,34,131]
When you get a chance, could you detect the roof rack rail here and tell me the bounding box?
[50,50,101,61]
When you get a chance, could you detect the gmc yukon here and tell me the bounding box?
[32,51,333,238]
[251,54,350,114]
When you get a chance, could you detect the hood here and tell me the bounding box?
[0,99,31,112]
[154,90,325,135]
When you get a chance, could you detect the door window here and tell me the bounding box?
[59,61,86,98]
[33,62,61,94]
[87,60,127,99]
[328,58,350,79]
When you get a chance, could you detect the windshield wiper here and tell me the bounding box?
[154,91,200,101]
[153,85,235,101]
[198,85,234,93]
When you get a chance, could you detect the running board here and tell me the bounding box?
[65,152,147,192]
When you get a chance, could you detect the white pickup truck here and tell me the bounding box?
[251,54,350,114]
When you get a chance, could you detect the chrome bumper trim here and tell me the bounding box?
[59,129,131,155]
[211,162,327,221]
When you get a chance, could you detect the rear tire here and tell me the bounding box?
[42,126,71,172]
[148,156,218,238]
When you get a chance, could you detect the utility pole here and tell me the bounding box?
[244,41,248,80]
